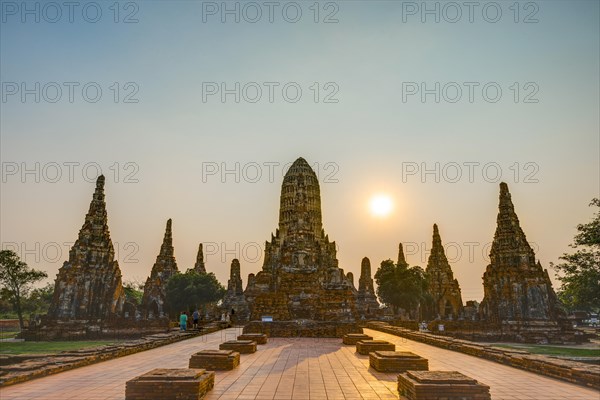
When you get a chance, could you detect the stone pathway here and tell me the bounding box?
[1,328,597,399]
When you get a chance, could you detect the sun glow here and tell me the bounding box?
[369,195,393,217]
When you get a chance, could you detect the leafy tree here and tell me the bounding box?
[123,280,144,305]
[23,283,54,315]
[553,198,600,312]
[0,250,48,329]
[165,270,225,317]
[374,259,429,319]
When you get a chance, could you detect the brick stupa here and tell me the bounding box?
[48,175,125,321]
[425,224,463,320]
[142,219,179,318]
[243,158,360,336]
[479,182,570,342]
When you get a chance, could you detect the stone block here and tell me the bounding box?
[397,370,490,400]
[125,368,214,400]
[369,351,429,372]
[355,340,395,355]
[237,333,268,344]
[342,333,373,345]
[189,350,240,370]
[219,340,257,354]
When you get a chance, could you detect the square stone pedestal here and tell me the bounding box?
[369,351,429,372]
[356,340,395,355]
[219,340,257,354]
[125,368,214,400]
[397,371,491,400]
[189,350,240,370]
[343,333,373,345]
[237,333,268,344]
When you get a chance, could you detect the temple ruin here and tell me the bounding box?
[193,243,206,274]
[29,163,581,343]
[479,182,570,341]
[221,259,250,322]
[356,257,381,319]
[425,224,463,320]
[48,175,125,321]
[244,157,358,325]
[141,219,179,318]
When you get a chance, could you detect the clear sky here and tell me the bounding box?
[1,0,599,301]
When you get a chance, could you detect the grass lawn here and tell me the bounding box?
[494,344,600,358]
[0,341,116,355]
[0,331,18,339]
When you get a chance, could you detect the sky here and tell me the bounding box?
[1,0,599,302]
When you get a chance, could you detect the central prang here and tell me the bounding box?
[244,157,358,322]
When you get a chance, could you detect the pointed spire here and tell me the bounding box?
[481,183,563,324]
[141,219,179,314]
[158,219,174,258]
[86,174,107,226]
[432,223,441,246]
[50,175,125,320]
[194,243,206,274]
[279,156,323,238]
[359,257,375,293]
[397,243,408,267]
[230,258,241,279]
[147,218,178,275]
[428,223,448,266]
[228,259,243,295]
[361,257,371,278]
[426,223,462,318]
[490,182,535,267]
[70,175,114,263]
[96,174,105,189]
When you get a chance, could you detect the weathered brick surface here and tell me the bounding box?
[222,259,250,322]
[219,340,257,354]
[479,183,572,344]
[342,333,373,345]
[237,333,268,344]
[48,176,125,321]
[125,368,214,400]
[425,225,463,320]
[243,321,360,338]
[368,322,600,390]
[355,340,395,355]
[369,351,428,372]
[141,219,179,318]
[188,350,239,370]
[356,258,381,319]
[244,158,358,322]
[398,370,490,400]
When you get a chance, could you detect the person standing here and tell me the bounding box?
[179,311,188,332]
[192,309,199,329]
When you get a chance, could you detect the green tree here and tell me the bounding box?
[0,250,48,329]
[123,280,144,306]
[553,198,600,312]
[374,259,428,319]
[23,283,54,316]
[165,270,225,317]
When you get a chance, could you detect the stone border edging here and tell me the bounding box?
[367,322,600,390]
[0,324,223,387]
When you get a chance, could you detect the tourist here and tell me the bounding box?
[192,309,199,329]
[179,311,188,332]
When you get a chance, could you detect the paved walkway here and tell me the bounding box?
[1,328,598,399]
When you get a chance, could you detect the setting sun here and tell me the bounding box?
[369,195,393,217]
